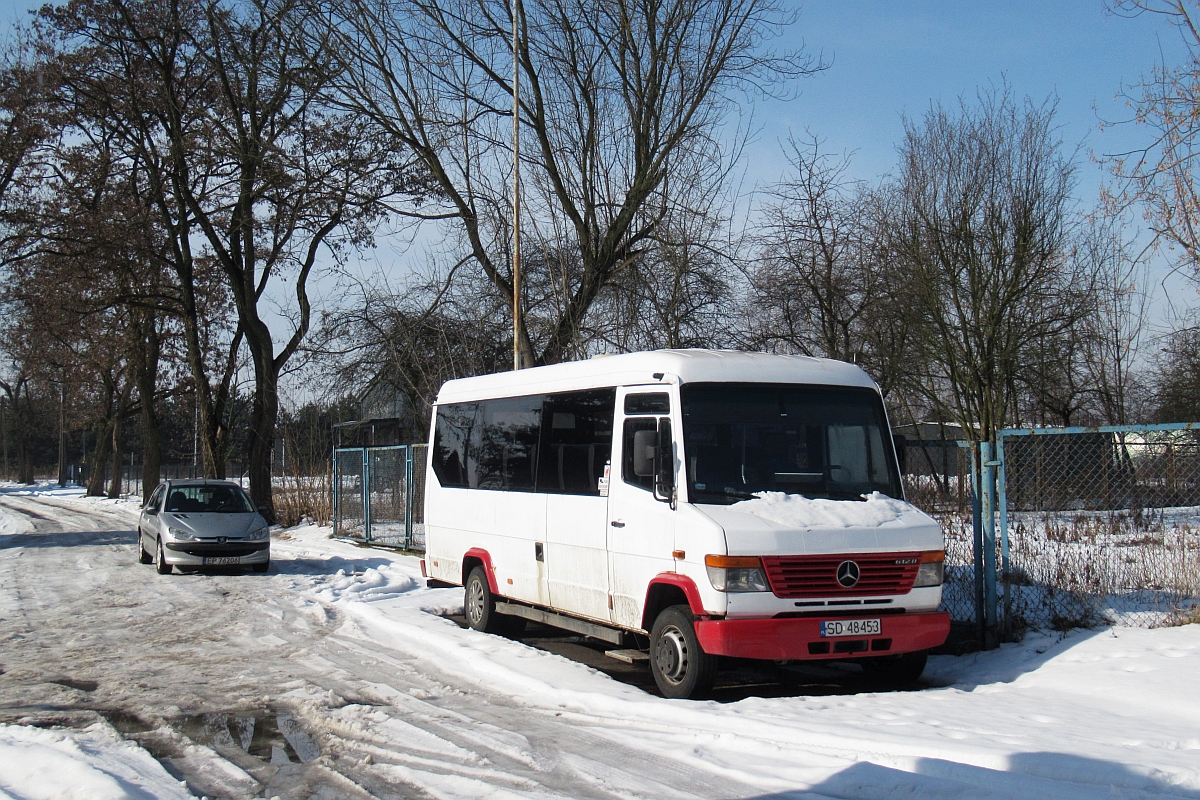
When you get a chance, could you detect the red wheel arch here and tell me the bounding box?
[463,548,499,593]
[643,573,707,628]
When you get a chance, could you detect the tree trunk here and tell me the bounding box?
[86,422,112,496]
[134,312,163,504]
[244,319,278,523]
[108,380,133,498]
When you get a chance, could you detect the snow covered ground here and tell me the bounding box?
[0,483,1198,799]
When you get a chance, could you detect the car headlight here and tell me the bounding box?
[247,525,270,541]
[913,550,945,587]
[167,526,195,541]
[704,555,770,592]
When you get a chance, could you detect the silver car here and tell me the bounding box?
[137,479,271,574]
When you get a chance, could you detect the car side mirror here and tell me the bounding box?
[632,429,657,477]
[257,504,269,515]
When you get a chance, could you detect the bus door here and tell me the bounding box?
[607,387,677,630]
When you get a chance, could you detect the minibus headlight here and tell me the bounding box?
[704,555,769,593]
[914,550,945,587]
[167,526,195,541]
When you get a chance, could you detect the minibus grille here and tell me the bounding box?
[760,553,921,598]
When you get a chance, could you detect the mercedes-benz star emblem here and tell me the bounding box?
[836,560,861,588]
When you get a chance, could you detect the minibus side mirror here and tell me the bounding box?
[892,434,907,474]
[632,429,657,477]
[655,418,675,504]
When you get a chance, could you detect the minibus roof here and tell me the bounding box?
[434,349,877,404]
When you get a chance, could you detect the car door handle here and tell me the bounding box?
[610,520,625,528]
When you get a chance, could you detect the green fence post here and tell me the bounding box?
[404,445,414,551]
[332,448,340,536]
[362,447,372,543]
[997,433,1011,640]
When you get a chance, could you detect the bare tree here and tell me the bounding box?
[890,86,1083,443]
[322,0,816,366]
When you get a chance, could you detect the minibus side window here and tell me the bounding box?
[622,418,659,492]
[432,402,480,488]
[536,389,615,495]
[476,396,543,491]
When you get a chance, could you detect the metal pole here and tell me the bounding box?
[404,445,414,551]
[362,447,372,543]
[996,433,1011,640]
[332,448,340,536]
[511,0,522,371]
[981,440,998,647]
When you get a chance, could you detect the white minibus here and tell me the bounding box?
[421,350,950,698]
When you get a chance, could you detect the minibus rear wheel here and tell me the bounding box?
[465,566,513,635]
[650,605,717,699]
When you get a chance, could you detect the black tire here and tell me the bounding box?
[252,559,270,574]
[137,531,152,564]
[154,537,172,575]
[649,604,717,699]
[464,566,510,634]
[861,651,928,685]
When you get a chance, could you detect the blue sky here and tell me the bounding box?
[749,1,1189,201]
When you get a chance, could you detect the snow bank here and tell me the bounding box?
[0,722,191,800]
[729,490,914,528]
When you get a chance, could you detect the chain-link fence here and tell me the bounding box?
[900,440,979,630]
[333,445,425,549]
[998,425,1200,633]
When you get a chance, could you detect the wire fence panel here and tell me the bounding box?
[334,449,366,540]
[411,444,427,550]
[901,440,978,626]
[333,445,425,549]
[999,426,1200,632]
[367,447,409,547]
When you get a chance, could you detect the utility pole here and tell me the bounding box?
[512,0,522,371]
[57,376,66,486]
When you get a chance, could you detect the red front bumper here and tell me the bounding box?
[694,611,950,661]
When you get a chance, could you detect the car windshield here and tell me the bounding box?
[165,485,254,513]
[680,382,901,505]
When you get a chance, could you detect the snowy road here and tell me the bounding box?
[0,486,1198,799]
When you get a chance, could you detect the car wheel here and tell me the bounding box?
[137,530,152,564]
[252,558,270,574]
[649,604,717,699]
[154,537,172,575]
[861,651,928,685]
[464,566,512,634]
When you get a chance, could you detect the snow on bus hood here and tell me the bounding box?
[697,491,944,555]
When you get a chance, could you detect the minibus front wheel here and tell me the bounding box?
[650,605,717,699]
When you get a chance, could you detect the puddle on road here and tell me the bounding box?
[100,706,322,768]
[180,710,321,764]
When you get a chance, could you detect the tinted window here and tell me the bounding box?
[680,382,900,504]
[476,396,543,490]
[432,389,616,495]
[625,393,670,414]
[432,401,479,488]
[537,389,615,495]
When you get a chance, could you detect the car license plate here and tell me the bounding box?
[820,619,881,637]
[203,556,241,565]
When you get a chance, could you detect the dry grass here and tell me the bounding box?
[273,471,332,528]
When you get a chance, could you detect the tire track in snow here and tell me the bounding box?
[0,491,758,800]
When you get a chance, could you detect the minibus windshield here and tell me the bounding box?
[680,383,901,504]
